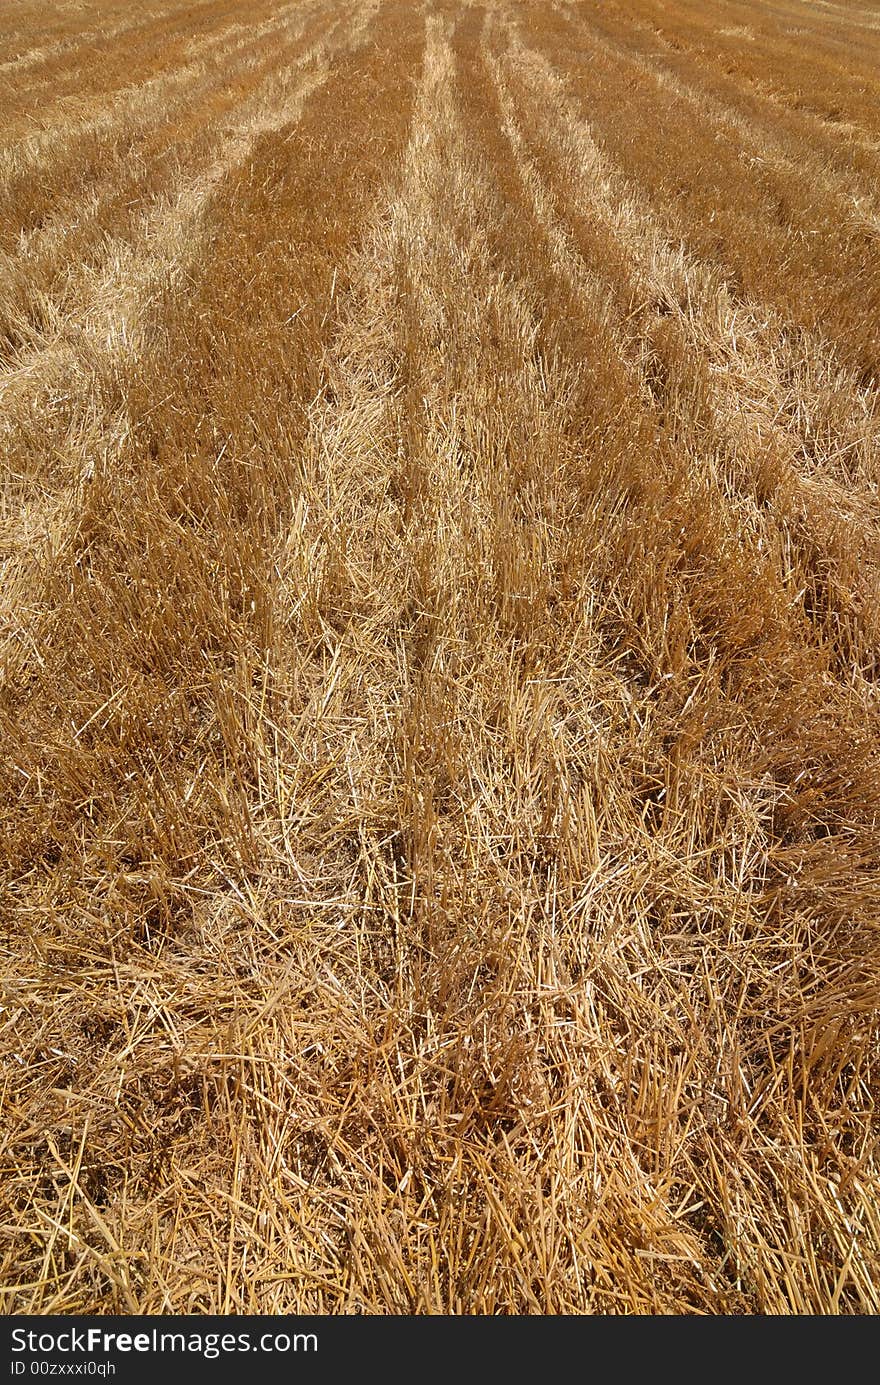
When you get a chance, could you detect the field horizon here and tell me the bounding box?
[2,0,879,1313]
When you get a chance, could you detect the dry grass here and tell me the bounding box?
[1,0,879,1314]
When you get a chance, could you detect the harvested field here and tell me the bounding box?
[1,0,879,1314]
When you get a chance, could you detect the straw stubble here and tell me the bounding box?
[1,0,879,1314]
